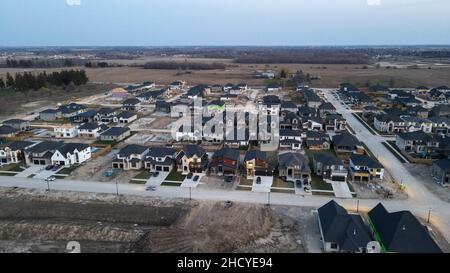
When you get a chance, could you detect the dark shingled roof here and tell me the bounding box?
[56,143,90,155]
[318,201,372,252]
[368,203,442,253]
[116,111,136,119]
[212,147,240,162]
[146,147,176,158]
[332,133,361,147]
[433,158,450,173]
[118,144,148,157]
[244,150,267,162]
[313,153,343,166]
[101,127,130,137]
[350,155,383,169]
[26,141,65,154]
[4,141,34,150]
[183,144,206,158]
[122,98,141,105]
[0,125,19,135]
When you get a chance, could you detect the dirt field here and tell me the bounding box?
[0,187,316,253]
[404,163,450,203]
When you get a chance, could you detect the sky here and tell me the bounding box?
[0,0,450,46]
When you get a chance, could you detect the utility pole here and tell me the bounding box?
[46,180,50,192]
[115,180,119,196]
[189,187,192,200]
[356,199,360,213]
[267,191,271,206]
[427,208,432,223]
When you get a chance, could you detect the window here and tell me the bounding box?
[330,243,338,249]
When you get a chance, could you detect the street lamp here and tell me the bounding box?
[267,191,271,206]
[115,180,119,196]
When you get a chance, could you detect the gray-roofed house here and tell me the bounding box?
[39,108,63,121]
[51,143,91,166]
[431,158,450,185]
[280,111,302,130]
[2,119,30,131]
[304,89,323,108]
[305,131,330,150]
[113,111,138,124]
[25,141,65,166]
[95,107,119,123]
[278,152,311,183]
[318,102,337,117]
[279,129,302,150]
[368,203,442,253]
[332,133,364,154]
[73,109,98,123]
[100,127,131,142]
[313,153,347,182]
[0,141,35,165]
[122,98,141,111]
[395,131,440,156]
[0,125,19,138]
[155,101,171,113]
[112,144,149,170]
[318,200,372,253]
[374,114,406,134]
[349,155,384,182]
[176,144,209,175]
[209,147,240,176]
[280,101,298,113]
[58,103,87,118]
[144,147,177,173]
[78,122,109,138]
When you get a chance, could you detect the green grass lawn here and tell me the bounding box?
[133,170,152,180]
[312,191,335,196]
[161,181,182,187]
[0,172,17,176]
[236,186,252,191]
[310,174,333,191]
[56,164,80,175]
[130,180,146,184]
[382,142,409,163]
[239,176,253,186]
[272,177,294,189]
[271,188,295,194]
[165,170,186,181]
[0,163,22,172]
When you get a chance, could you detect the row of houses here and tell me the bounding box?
[0,140,91,167]
[318,200,442,253]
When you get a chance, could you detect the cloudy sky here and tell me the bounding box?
[0,0,449,46]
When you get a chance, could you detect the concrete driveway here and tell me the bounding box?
[252,176,273,193]
[330,181,353,199]
[145,171,169,186]
[14,165,42,178]
[181,173,205,188]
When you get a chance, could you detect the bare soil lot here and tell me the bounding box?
[404,163,450,203]
[0,187,315,253]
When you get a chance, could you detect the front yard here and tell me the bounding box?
[310,174,333,191]
[165,169,186,181]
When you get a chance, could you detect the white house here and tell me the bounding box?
[51,143,91,166]
[54,124,79,138]
[77,122,108,138]
[0,141,35,166]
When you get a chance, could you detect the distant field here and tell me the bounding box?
[1,57,450,87]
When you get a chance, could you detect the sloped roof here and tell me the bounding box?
[350,155,383,169]
[184,144,206,158]
[332,133,361,147]
[244,150,266,161]
[56,143,90,155]
[368,203,442,253]
[118,144,148,157]
[101,127,130,137]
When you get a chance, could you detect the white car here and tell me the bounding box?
[44,176,56,182]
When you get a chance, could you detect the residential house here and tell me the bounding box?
[25,141,65,166]
[280,101,298,113]
[318,102,336,117]
[374,114,406,134]
[332,133,364,154]
[39,108,63,121]
[414,86,429,96]
[3,119,30,131]
[112,144,149,170]
[305,131,330,150]
[54,124,79,138]
[278,152,311,183]
[243,150,271,179]
[176,145,209,174]
[304,89,322,108]
[59,103,87,118]
[368,203,442,253]
[430,105,450,118]
[324,114,346,132]
[144,147,176,172]
[95,107,119,123]
[0,125,19,138]
[169,81,186,90]
[209,147,240,176]
[223,83,235,92]
[155,101,171,113]
[428,117,450,135]
[111,87,129,100]
[0,141,35,165]
[266,83,281,92]
[73,110,98,123]
[279,129,302,150]
[113,111,137,124]
[77,122,108,138]
[298,106,317,118]
[339,83,360,93]
[406,106,429,119]
[349,92,374,107]
[100,127,131,142]
[317,200,372,253]
[313,154,347,182]
[369,84,390,95]
[280,111,302,130]
[51,143,91,167]
[401,116,432,133]
[211,84,223,93]
[431,158,450,185]
[136,89,165,103]
[349,155,384,182]
[122,98,141,111]
[237,83,248,91]
[396,131,439,157]
[305,116,324,131]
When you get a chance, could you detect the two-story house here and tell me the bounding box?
[209,147,240,177]
[176,145,209,175]
[144,147,176,172]
[112,144,149,170]
[349,155,384,182]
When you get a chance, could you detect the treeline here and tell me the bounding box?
[142,61,227,70]
[85,61,111,68]
[0,70,89,91]
[1,58,83,68]
[235,53,369,64]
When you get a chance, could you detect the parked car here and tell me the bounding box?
[187,173,193,179]
[153,171,159,177]
[146,186,156,191]
[45,165,53,171]
[224,176,233,183]
[52,165,60,171]
[256,177,262,184]
[45,176,56,182]
[193,175,200,182]
[295,180,302,187]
